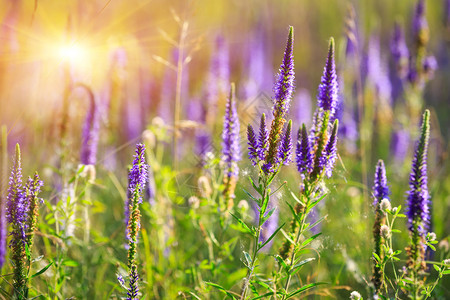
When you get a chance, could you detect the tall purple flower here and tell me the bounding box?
[406,110,430,235]
[123,143,148,300]
[278,120,293,165]
[258,114,269,161]
[372,159,389,293]
[0,196,5,268]
[24,172,44,249]
[247,125,259,166]
[272,27,295,119]
[6,144,28,294]
[372,160,389,207]
[296,124,313,176]
[265,26,295,172]
[321,119,339,178]
[222,84,241,178]
[6,144,27,243]
[317,38,339,115]
[80,94,100,165]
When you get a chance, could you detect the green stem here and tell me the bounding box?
[281,190,311,300]
[240,176,270,300]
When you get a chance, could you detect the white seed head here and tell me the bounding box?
[380,198,391,212]
[443,259,450,266]
[391,206,398,214]
[237,200,249,212]
[188,196,200,209]
[350,291,362,300]
[427,232,436,241]
[142,130,156,148]
[198,176,212,198]
[380,225,391,239]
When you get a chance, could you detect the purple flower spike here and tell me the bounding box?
[265,26,295,172]
[391,22,409,78]
[273,26,295,119]
[6,144,28,293]
[278,120,293,165]
[222,83,241,178]
[247,125,259,166]
[446,0,450,28]
[412,0,429,47]
[128,144,148,205]
[0,197,5,268]
[406,110,431,235]
[6,144,27,244]
[372,160,390,207]
[322,119,339,178]
[80,94,100,165]
[258,114,269,161]
[317,38,339,115]
[127,266,139,300]
[296,124,313,176]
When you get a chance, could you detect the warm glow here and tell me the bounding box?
[58,43,87,64]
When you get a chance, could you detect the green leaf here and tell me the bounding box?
[289,191,304,206]
[205,282,237,299]
[31,262,53,278]
[286,282,326,298]
[433,264,440,272]
[428,244,436,251]
[257,223,285,251]
[243,188,259,204]
[442,270,450,275]
[285,202,301,225]
[373,252,381,263]
[274,254,289,270]
[289,258,315,276]
[250,291,274,300]
[244,251,253,267]
[61,260,79,267]
[304,215,327,232]
[230,212,254,236]
[261,207,276,225]
[301,233,322,247]
[249,176,261,194]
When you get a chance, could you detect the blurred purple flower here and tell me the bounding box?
[367,34,392,103]
[344,5,360,59]
[0,197,5,268]
[294,89,312,127]
[222,85,241,177]
[412,0,429,46]
[390,22,410,80]
[423,55,438,78]
[390,127,410,163]
[80,95,100,165]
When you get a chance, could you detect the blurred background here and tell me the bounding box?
[0,0,449,298]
